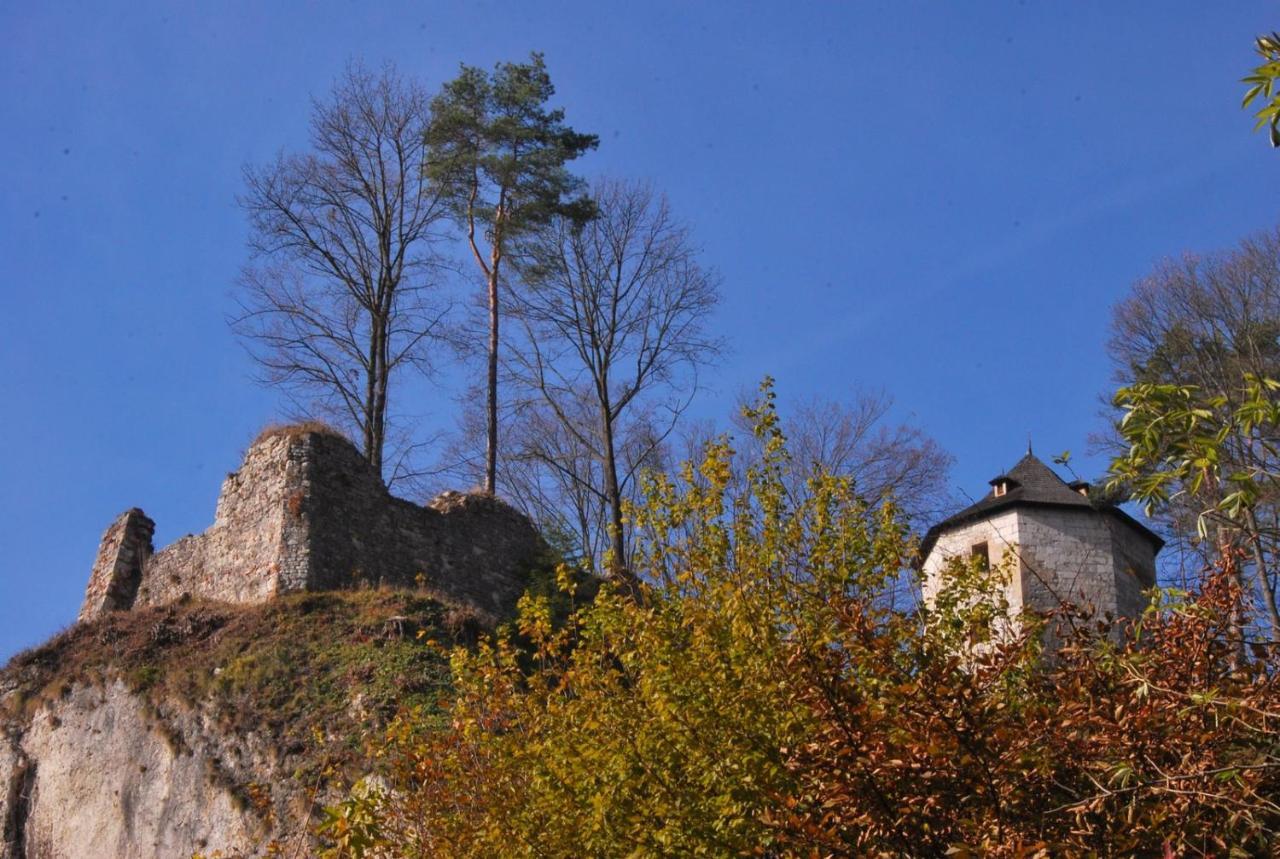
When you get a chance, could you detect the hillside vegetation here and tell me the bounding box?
[1,589,465,847]
[318,385,1280,858]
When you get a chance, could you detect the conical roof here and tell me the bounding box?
[919,452,1163,560]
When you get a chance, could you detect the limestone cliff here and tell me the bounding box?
[1,591,490,857]
[2,424,551,858]
[2,682,262,857]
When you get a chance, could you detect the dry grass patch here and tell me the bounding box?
[251,420,349,448]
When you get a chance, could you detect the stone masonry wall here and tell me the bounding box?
[78,509,155,622]
[286,432,544,621]
[138,433,301,609]
[921,510,1022,613]
[1014,507,1118,617]
[922,507,1159,627]
[80,427,544,625]
[1107,516,1159,621]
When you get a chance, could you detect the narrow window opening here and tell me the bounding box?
[971,541,990,571]
[993,482,1007,497]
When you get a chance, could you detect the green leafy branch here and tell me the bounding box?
[1108,375,1280,539]
[1243,31,1280,147]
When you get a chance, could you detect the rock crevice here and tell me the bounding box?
[1,744,33,859]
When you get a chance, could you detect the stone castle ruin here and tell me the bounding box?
[79,425,544,625]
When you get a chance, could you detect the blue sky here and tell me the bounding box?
[1,1,1276,659]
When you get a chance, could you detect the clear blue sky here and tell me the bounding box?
[1,1,1276,660]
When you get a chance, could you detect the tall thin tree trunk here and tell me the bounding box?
[371,308,390,480]
[577,505,592,571]
[365,322,380,472]
[599,404,626,577]
[485,256,501,495]
[1216,525,1248,669]
[1244,507,1280,644]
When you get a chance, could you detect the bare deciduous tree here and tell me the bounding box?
[233,63,450,482]
[727,391,955,526]
[432,384,667,570]
[445,391,667,570]
[507,179,721,577]
[501,396,611,565]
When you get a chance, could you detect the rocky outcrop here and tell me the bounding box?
[0,738,33,859]
[2,423,555,858]
[81,425,545,625]
[1,591,474,859]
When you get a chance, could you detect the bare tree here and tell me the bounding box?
[510,392,671,570]
[507,179,721,578]
[431,385,667,571]
[728,391,955,527]
[233,63,450,481]
[502,396,611,566]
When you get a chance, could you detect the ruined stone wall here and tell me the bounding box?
[288,433,543,621]
[81,427,544,624]
[138,433,302,609]
[79,509,155,622]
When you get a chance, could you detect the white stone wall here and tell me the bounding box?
[922,510,1023,612]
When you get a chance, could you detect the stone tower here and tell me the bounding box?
[920,451,1163,622]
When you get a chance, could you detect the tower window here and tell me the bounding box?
[971,541,990,571]
[993,482,1007,497]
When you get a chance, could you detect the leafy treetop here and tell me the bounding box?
[319,380,1280,857]
[426,52,598,253]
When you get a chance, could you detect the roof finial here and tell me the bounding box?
[1027,433,1033,456]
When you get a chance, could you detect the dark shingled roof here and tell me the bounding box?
[919,452,1164,560]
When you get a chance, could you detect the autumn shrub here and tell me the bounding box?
[321,383,1280,858]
